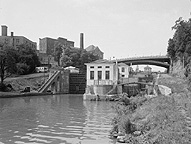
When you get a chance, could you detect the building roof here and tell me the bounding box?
[85,45,96,51]
[144,65,152,70]
[64,66,78,70]
[85,45,103,54]
[85,59,114,65]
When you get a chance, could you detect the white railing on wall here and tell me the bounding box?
[94,80,113,85]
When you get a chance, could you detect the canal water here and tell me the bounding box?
[0,95,117,144]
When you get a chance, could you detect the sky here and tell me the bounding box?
[0,0,191,71]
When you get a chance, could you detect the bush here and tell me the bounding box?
[119,116,136,134]
[111,95,147,137]
[16,63,30,75]
[0,83,7,91]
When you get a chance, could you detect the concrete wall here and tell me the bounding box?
[61,70,69,93]
[47,69,69,93]
[86,85,117,95]
[93,85,114,95]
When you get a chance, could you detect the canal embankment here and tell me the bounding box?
[0,73,49,97]
[110,74,191,143]
[0,71,85,98]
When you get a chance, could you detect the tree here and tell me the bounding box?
[167,18,191,60]
[54,42,63,66]
[16,44,41,74]
[167,39,176,60]
[167,18,191,77]
[0,46,17,85]
[60,55,72,67]
[61,47,99,72]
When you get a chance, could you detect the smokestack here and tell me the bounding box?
[80,33,84,49]
[11,32,14,37]
[11,32,14,47]
[1,25,7,36]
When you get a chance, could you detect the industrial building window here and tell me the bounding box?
[5,38,8,44]
[90,71,94,80]
[122,67,125,72]
[90,66,94,68]
[98,66,102,68]
[105,71,110,80]
[105,66,110,68]
[16,39,19,43]
[98,71,102,80]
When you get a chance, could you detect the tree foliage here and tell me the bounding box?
[0,46,17,84]
[0,44,41,85]
[16,44,41,74]
[167,18,191,77]
[61,47,99,72]
[167,18,191,63]
[53,42,63,66]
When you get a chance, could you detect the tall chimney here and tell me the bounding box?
[1,25,8,36]
[80,33,84,49]
[11,32,14,47]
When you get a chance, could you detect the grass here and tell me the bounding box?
[110,74,191,144]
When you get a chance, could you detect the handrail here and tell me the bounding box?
[38,71,60,93]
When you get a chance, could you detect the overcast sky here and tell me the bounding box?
[0,0,191,64]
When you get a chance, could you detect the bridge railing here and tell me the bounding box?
[110,55,169,62]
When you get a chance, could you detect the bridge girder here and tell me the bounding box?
[121,60,170,69]
[113,56,170,64]
[110,56,171,69]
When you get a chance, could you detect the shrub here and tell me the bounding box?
[0,83,7,91]
[118,116,136,134]
[16,63,30,75]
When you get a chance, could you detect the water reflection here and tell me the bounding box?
[0,95,116,144]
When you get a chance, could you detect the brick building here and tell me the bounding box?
[39,33,104,67]
[85,45,104,59]
[38,37,75,67]
[0,25,37,50]
[39,37,74,54]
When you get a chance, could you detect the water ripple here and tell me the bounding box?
[0,95,116,144]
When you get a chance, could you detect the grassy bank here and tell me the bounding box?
[0,73,49,96]
[110,74,191,143]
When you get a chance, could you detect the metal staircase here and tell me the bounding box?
[38,71,60,93]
